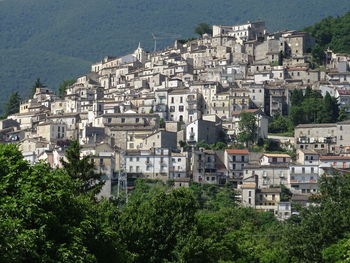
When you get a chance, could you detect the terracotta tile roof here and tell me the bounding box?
[241,183,256,188]
[264,153,290,158]
[226,149,249,155]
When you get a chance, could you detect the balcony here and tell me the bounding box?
[187,105,197,111]
[290,179,318,184]
[297,136,337,144]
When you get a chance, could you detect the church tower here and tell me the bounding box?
[134,42,147,64]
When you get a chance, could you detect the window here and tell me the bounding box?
[249,191,252,197]
[136,157,139,161]
[179,105,184,112]
[180,97,183,103]
[171,97,174,103]
[121,118,125,123]
[136,118,139,123]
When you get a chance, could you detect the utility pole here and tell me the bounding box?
[117,149,128,203]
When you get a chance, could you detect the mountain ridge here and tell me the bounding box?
[0,0,349,108]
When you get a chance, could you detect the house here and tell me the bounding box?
[141,130,177,150]
[186,119,219,145]
[191,149,225,184]
[124,148,172,180]
[224,149,249,186]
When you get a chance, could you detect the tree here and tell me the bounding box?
[119,188,201,262]
[290,89,304,106]
[268,113,293,133]
[58,79,76,98]
[31,78,46,98]
[61,141,104,195]
[194,23,212,36]
[237,112,258,147]
[159,118,165,128]
[4,92,21,116]
[284,173,350,262]
[311,44,326,65]
[338,106,350,121]
[320,92,339,123]
[0,144,128,262]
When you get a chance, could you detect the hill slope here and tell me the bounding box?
[0,0,349,108]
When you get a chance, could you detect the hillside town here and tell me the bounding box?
[2,21,350,219]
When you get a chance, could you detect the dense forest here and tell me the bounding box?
[305,12,350,63]
[0,0,349,109]
[2,142,350,262]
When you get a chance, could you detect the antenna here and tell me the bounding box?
[152,32,157,52]
[151,32,182,52]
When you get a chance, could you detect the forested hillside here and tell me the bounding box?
[305,12,350,54]
[0,0,349,109]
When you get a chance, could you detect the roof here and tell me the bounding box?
[296,123,336,129]
[337,89,350,95]
[225,149,249,155]
[232,109,260,116]
[320,156,350,160]
[241,183,256,189]
[263,153,290,158]
[292,194,310,201]
[259,188,281,193]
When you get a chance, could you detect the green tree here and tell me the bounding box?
[291,89,304,106]
[119,188,201,262]
[284,173,350,262]
[4,92,21,117]
[338,106,350,121]
[194,23,212,36]
[311,43,326,65]
[61,141,104,196]
[320,92,339,123]
[237,112,258,147]
[268,113,293,133]
[31,78,46,98]
[58,79,76,98]
[289,106,305,126]
[322,235,350,262]
[159,118,165,128]
[0,144,128,262]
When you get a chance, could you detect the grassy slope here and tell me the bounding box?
[0,0,349,108]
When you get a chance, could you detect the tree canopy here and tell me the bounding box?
[2,143,350,262]
[237,112,258,147]
[4,92,21,117]
[61,141,104,196]
[305,12,350,58]
[194,23,213,36]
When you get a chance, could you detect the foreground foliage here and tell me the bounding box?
[1,144,350,262]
